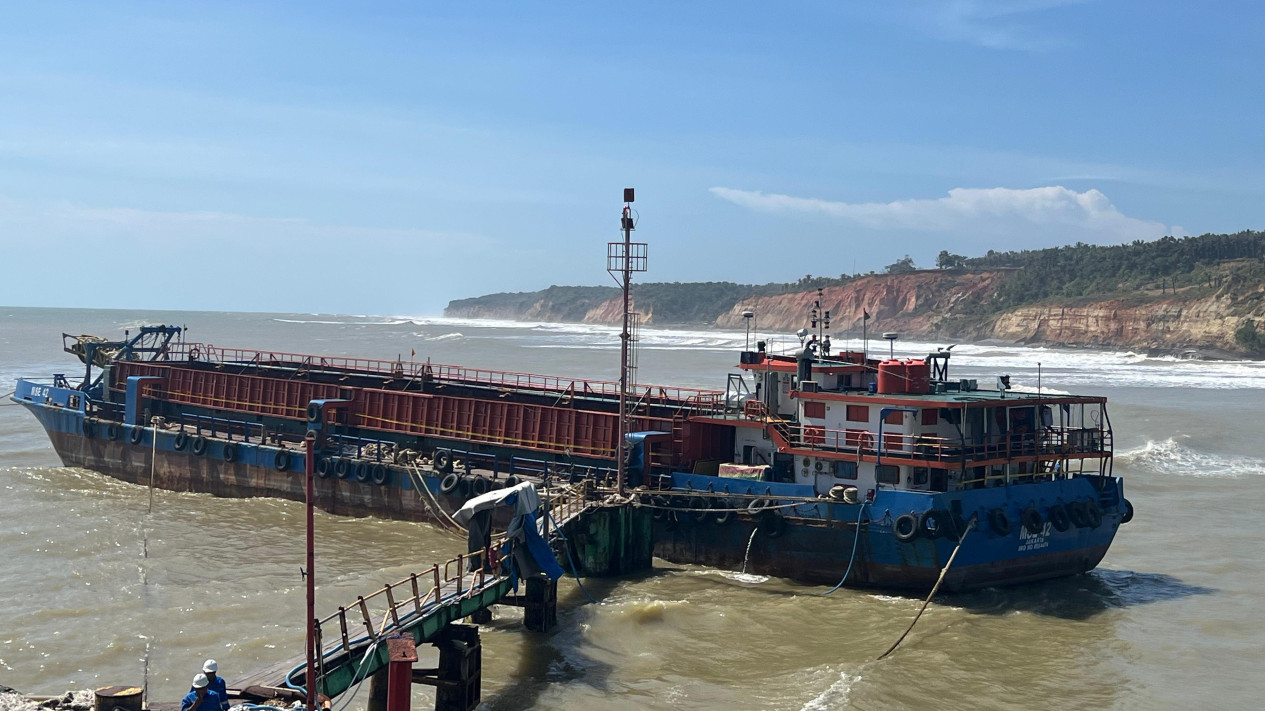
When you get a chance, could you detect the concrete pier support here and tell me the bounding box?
[523,575,557,632]
[432,624,481,711]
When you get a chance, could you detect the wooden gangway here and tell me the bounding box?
[235,483,599,700]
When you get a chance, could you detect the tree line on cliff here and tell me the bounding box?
[446,230,1265,328]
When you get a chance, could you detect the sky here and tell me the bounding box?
[1,0,1263,315]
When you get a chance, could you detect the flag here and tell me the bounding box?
[411,348,416,358]
[863,310,871,321]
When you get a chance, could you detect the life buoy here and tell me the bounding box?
[188,347,201,360]
[334,458,351,479]
[439,472,461,494]
[1047,504,1070,532]
[1021,507,1043,535]
[1067,500,1088,528]
[471,476,490,497]
[317,457,333,478]
[173,430,189,451]
[758,510,786,537]
[920,509,954,539]
[433,449,453,474]
[106,422,120,441]
[989,508,1011,536]
[192,436,208,455]
[223,443,237,463]
[354,462,371,483]
[82,419,95,438]
[1121,498,1134,524]
[371,464,389,486]
[274,450,289,472]
[129,427,144,445]
[893,513,919,542]
[1084,499,1103,528]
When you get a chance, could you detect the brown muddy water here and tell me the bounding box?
[2,307,1264,709]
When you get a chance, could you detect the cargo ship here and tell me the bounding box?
[12,194,1131,592]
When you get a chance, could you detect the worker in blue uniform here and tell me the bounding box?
[180,673,223,711]
[202,659,230,711]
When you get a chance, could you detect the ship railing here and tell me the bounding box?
[174,412,268,443]
[314,539,509,656]
[165,342,725,411]
[790,425,1112,462]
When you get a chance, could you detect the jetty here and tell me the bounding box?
[227,481,650,711]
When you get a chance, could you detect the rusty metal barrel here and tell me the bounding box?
[94,686,143,711]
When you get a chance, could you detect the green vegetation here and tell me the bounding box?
[1236,319,1264,351]
[448,230,1265,330]
[961,231,1265,310]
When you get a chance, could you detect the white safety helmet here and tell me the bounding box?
[203,659,218,674]
[192,673,209,689]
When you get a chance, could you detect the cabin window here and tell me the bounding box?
[876,465,900,485]
[846,405,869,422]
[833,461,858,480]
[884,410,904,425]
[882,431,907,451]
[921,408,939,426]
[803,401,826,419]
[912,467,929,487]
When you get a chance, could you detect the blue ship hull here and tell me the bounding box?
[14,377,1127,592]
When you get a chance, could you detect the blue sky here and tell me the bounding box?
[1,1,1262,314]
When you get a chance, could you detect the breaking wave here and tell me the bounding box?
[1115,439,1265,477]
[799,670,861,711]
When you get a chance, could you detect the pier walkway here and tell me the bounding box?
[236,483,599,700]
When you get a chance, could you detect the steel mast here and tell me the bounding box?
[608,188,647,497]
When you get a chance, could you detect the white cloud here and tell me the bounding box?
[905,0,1095,52]
[709,185,1182,242]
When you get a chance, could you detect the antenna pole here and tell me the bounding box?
[304,432,317,711]
[608,188,646,498]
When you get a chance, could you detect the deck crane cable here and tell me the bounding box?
[877,514,977,660]
[821,502,868,596]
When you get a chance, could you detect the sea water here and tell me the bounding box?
[2,306,1264,709]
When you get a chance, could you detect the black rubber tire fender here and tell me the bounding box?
[274,450,289,472]
[173,430,189,451]
[433,449,453,474]
[689,497,710,522]
[371,464,389,486]
[1021,507,1043,535]
[1067,500,1089,528]
[334,458,351,479]
[223,442,237,463]
[471,476,490,497]
[306,403,321,423]
[650,495,668,521]
[106,422,120,441]
[747,498,772,514]
[503,474,521,488]
[317,457,334,478]
[456,476,472,498]
[1047,504,1070,532]
[1084,499,1103,528]
[894,513,919,542]
[354,462,371,483]
[758,510,786,538]
[129,426,144,445]
[1121,498,1134,524]
[191,436,208,455]
[920,509,955,540]
[82,419,95,438]
[988,508,1011,536]
[439,472,461,494]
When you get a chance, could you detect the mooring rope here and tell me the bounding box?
[877,515,977,660]
[546,511,602,606]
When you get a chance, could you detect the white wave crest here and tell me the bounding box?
[427,332,464,341]
[1116,438,1265,477]
[800,671,860,711]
